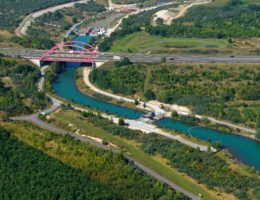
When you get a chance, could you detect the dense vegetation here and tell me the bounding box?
[0,128,115,199]
[90,63,260,128]
[112,0,150,4]
[140,134,260,200]
[22,1,106,46]
[100,0,260,51]
[0,0,75,31]
[63,109,260,200]
[75,1,106,13]
[146,0,260,38]
[0,57,48,116]
[99,5,169,51]
[0,124,185,200]
[44,62,66,92]
[10,34,55,49]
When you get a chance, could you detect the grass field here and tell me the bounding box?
[49,109,236,200]
[110,31,231,54]
[110,31,260,55]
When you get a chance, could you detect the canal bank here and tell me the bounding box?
[52,35,260,171]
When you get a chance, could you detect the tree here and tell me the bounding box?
[156,18,164,25]
[161,56,166,63]
[144,89,156,100]
[115,57,133,68]
[256,112,260,129]
[72,17,77,23]
[89,37,97,45]
[171,111,178,118]
[134,99,139,105]
[256,129,260,139]
[118,118,125,126]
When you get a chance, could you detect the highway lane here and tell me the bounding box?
[1,48,260,63]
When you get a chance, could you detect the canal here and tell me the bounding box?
[52,35,260,171]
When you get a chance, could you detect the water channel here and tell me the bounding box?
[52,35,260,171]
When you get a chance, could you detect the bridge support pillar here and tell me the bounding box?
[92,62,96,68]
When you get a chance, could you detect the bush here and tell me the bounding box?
[115,57,133,68]
[118,118,125,126]
[144,89,156,100]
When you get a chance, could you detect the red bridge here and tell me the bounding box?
[40,41,99,64]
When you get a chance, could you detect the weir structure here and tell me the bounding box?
[39,41,99,66]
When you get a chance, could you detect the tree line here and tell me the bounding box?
[0,57,48,116]
[145,1,260,38]
[90,62,260,128]
[0,125,186,200]
[99,0,260,51]
[78,109,260,200]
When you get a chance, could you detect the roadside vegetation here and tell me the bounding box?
[0,56,48,117]
[146,0,260,38]
[100,0,260,54]
[109,31,259,55]
[90,62,260,129]
[50,108,260,200]
[0,0,76,31]
[99,4,171,51]
[9,1,106,49]
[112,0,149,4]
[0,123,185,200]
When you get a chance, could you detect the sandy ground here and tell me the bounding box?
[106,1,176,36]
[154,0,211,25]
[154,9,175,24]
[15,0,90,36]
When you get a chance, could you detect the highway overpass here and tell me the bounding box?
[1,48,260,63]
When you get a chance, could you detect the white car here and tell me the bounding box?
[113,56,122,60]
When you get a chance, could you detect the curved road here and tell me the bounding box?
[15,0,89,36]
[11,63,200,200]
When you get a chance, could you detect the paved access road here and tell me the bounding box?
[1,48,260,63]
[10,64,200,200]
[15,0,89,36]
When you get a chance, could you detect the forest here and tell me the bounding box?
[0,0,75,30]
[0,57,48,116]
[0,124,186,200]
[63,109,260,200]
[90,62,260,129]
[146,0,260,38]
[100,0,260,51]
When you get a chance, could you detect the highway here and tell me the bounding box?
[1,48,260,63]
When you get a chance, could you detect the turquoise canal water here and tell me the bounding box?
[158,118,260,170]
[53,35,143,119]
[52,35,260,171]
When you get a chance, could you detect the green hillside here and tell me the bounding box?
[0,0,74,30]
